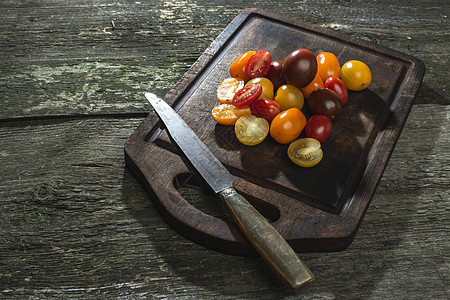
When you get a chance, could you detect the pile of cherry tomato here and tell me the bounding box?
[212,48,372,167]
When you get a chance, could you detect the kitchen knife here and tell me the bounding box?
[145,92,314,290]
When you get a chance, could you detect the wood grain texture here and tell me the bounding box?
[0,106,448,298]
[0,0,449,298]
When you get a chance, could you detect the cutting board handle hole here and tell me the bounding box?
[173,172,234,223]
[173,173,281,224]
[239,192,281,223]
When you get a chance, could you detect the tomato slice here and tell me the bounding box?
[245,50,272,79]
[232,84,262,107]
[217,77,245,104]
[235,115,269,146]
[211,104,251,125]
[287,138,323,167]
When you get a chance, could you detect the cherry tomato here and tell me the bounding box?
[250,98,281,123]
[324,76,348,105]
[316,52,341,80]
[264,60,285,90]
[232,84,262,107]
[340,60,372,91]
[235,115,269,146]
[245,77,274,100]
[287,138,323,167]
[217,77,245,104]
[212,104,251,125]
[270,108,307,144]
[282,49,317,89]
[229,51,256,82]
[245,50,272,79]
[274,84,304,111]
[300,71,324,99]
[305,115,333,143]
[308,88,343,121]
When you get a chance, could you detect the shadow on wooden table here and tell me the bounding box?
[120,158,417,298]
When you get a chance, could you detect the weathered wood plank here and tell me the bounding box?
[0,104,448,298]
[0,0,448,119]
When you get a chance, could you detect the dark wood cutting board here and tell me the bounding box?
[124,8,425,256]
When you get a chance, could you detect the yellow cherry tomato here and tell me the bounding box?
[235,115,269,146]
[274,84,304,111]
[245,77,274,100]
[287,138,323,167]
[340,60,372,91]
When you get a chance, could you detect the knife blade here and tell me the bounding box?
[145,92,314,290]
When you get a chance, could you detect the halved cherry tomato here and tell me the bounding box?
[324,76,348,105]
[340,60,372,91]
[229,51,256,82]
[235,115,269,146]
[274,84,304,111]
[211,104,251,125]
[305,114,333,143]
[300,71,324,99]
[217,77,245,104]
[232,84,262,107]
[245,77,274,100]
[288,138,323,167]
[250,98,281,123]
[270,108,307,144]
[316,52,341,80]
[245,50,272,79]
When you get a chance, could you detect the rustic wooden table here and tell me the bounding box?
[1,1,448,299]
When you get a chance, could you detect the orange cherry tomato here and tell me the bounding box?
[270,108,307,144]
[211,104,251,125]
[316,52,341,80]
[217,77,245,104]
[300,71,324,99]
[229,51,256,82]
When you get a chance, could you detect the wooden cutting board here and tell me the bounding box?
[124,8,424,256]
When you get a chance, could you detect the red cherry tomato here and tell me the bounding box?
[305,114,333,142]
[324,76,348,105]
[245,50,272,79]
[232,84,262,107]
[250,98,281,123]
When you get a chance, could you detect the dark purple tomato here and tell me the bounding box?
[324,76,348,105]
[308,88,343,121]
[264,60,285,90]
[305,114,333,142]
[282,49,318,89]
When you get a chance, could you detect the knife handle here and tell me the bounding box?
[219,187,314,290]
